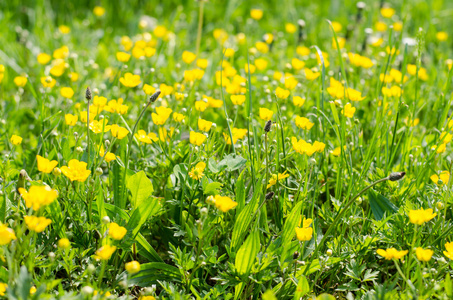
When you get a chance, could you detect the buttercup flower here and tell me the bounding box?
[182,51,196,64]
[0,283,6,296]
[189,131,207,146]
[135,130,158,144]
[293,96,305,107]
[60,87,74,99]
[60,159,91,182]
[0,224,17,245]
[14,76,27,87]
[99,145,116,163]
[65,114,78,126]
[24,216,52,233]
[295,227,313,241]
[341,103,356,118]
[376,248,408,260]
[94,245,117,260]
[231,95,246,105]
[275,86,290,99]
[108,222,127,240]
[10,135,22,145]
[189,162,206,180]
[37,53,51,64]
[259,108,274,120]
[213,195,238,212]
[408,208,437,225]
[116,52,131,62]
[110,124,129,139]
[37,155,58,173]
[250,9,263,20]
[58,238,71,249]
[119,72,141,87]
[430,171,450,186]
[18,185,58,210]
[267,171,290,189]
[125,261,141,274]
[415,247,433,262]
[198,119,213,132]
[152,106,173,125]
[444,242,453,260]
[295,116,314,130]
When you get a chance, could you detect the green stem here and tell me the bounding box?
[195,1,204,56]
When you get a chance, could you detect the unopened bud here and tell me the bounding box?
[76,147,83,154]
[95,167,103,176]
[437,202,444,210]
[293,251,299,259]
[102,216,111,224]
[326,249,333,256]
[265,192,275,200]
[389,171,406,181]
[87,264,95,273]
[264,120,272,133]
[149,90,161,103]
[52,167,61,176]
[85,87,92,101]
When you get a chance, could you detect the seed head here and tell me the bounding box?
[149,90,161,103]
[389,171,406,181]
[85,87,92,101]
[293,251,300,259]
[265,191,275,200]
[264,120,272,133]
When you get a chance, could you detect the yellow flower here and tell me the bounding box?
[436,31,448,42]
[224,128,248,145]
[196,59,208,69]
[110,124,129,139]
[0,283,7,296]
[267,171,290,189]
[231,95,246,105]
[297,46,310,56]
[37,53,51,64]
[153,25,167,38]
[254,58,268,71]
[346,88,366,101]
[295,116,314,130]
[293,96,305,107]
[291,58,305,70]
[415,247,433,262]
[41,76,56,88]
[259,108,274,120]
[36,155,58,174]
[69,72,79,82]
[393,22,403,32]
[135,130,158,144]
[332,37,346,50]
[285,23,297,33]
[255,42,269,53]
[244,64,256,74]
[291,137,322,156]
[60,87,74,99]
[275,87,290,99]
[224,48,235,57]
[327,85,345,99]
[331,21,342,32]
[304,68,320,80]
[250,9,263,20]
[0,224,16,245]
[125,261,141,274]
[53,45,69,59]
[18,185,58,210]
[152,106,173,125]
[213,195,238,212]
[195,100,208,112]
[430,171,450,186]
[295,227,313,241]
[10,135,22,145]
[94,245,117,260]
[14,76,27,87]
[341,103,356,118]
[60,159,91,182]
[198,119,213,132]
[189,162,206,180]
[408,208,437,225]
[99,145,116,163]
[50,59,66,77]
[119,72,141,87]
[93,6,106,17]
[375,21,387,32]
[65,114,78,126]
[58,238,71,249]
[59,25,71,34]
[140,296,156,300]
[376,248,408,260]
[30,286,37,295]
[89,120,111,134]
[104,98,129,115]
[189,131,207,146]
[444,242,453,260]
[24,216,52,233]
[116,52,131,62]
[173,112,185,123]
[182,51,197,64]
[108,222,127,240]
[331,147,341,157]
[380,7,395,18]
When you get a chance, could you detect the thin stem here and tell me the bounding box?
[195,1,204,56]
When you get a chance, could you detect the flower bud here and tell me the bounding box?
[52,167,61,177]
[293,251,299,259]
[81,286,94,295]
[265,192,275,200]
[87,264,96,273]
[76,147,83,154]
[95,167,103,176]
[264,120,272,133]
[58,238,71,249]
[389,172,406,181]
[85,87,92,101]
[149,90,161,103]
[125,261,141,274]
[105,140,110,148]
[326,249,333,256]
[437,202,444,210]
[102,216,111,224]
[48,252,55,261]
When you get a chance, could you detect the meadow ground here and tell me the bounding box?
[1,0,453,299]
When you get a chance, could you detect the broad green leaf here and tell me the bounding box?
[446,273,452,297]
[280,201,303,266]
[125,197,161,243]
[367,189,398,220]
[218,154,247,172]
[129,262,181,286]
[203,182,223,195]
[235,230,260,276]
[127,171,154,209]
[317,294,336,300]
[263,290,277,300]
[293,275,309,300]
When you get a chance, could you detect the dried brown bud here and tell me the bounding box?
[264,120,272,133]
[389,172,406,181]
[149,90,161,103]
[85,87,92,101]
[265,191,275,200]
[293,251,300,260]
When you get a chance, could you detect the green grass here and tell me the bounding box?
[1,0,453,299]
